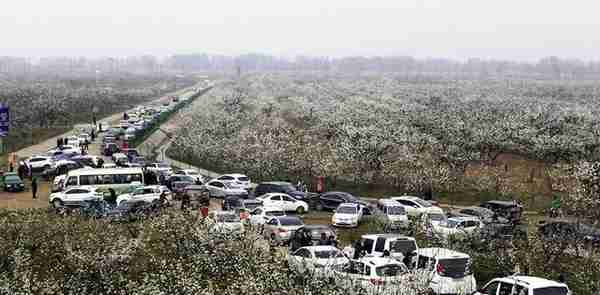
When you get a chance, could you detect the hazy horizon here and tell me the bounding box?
[2,0,600,61]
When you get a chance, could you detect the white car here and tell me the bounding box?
[288,246,349,276]
[248,206,287,226]
[331,203,363,228]
[352,234,419,263]
[390,196,444,217]
[78,133,91,144]
[146,162,173,176]
[26,155,54,170]
[421,212,448,236]
[102,163,118,168]
[49,187,103,208]
[207,211,244,234]
[112,153,129,165]
[325,257,420,295]
[475,275,571,295]
[178,169,205,184]
[414,248,477,295]
[59,145,81,156]
[257,193,309,214]
[375,199,409,230]
[215,173,251,190]
[116,185,171,205]
[204,180,248,198]
[65,136,82,146]
[432,216,483,241]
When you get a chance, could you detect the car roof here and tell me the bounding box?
[361,234,416,241]
[299,245,340,252]
[259,192,291,198]
[447,216,480,222]
[260,181,291,185]
[378,199,402,205]
[220,173,247,177]
[360,257,404,266]
[390,195,421,201]
[338,202,360,207]
[416,248,470,259]
[482,200,520,207]
[496,276,568,289]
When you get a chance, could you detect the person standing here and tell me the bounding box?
[91,129,95,142]
[9,162,13,172]
[31,177,38,199]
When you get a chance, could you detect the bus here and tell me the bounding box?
[63,168,144,192]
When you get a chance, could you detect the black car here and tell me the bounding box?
[479,200,523,224]
[70,155,99,168]
[102,143,120,157]
[289,225,337,251]
[253,181,305,200]
[166,175,197,189]
[2,173,25,192]
[310,191,366,211]
[538,221,600,247]
[42,161,85,179]
[222,195,243,211]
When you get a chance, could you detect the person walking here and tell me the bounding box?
[31,177,38,199]
[9,162,14,172]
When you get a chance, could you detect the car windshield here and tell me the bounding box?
[337,206,357,214]
[266,210,285,217]
[387,206,405,215]
[413,198,432,207]
[441,220,461,228]
[217,214,240,223]
[279,218,303,226]
[4,176,21,183]
[533,287,569,295]
[243,202,261,210]
[314,250,344,259]
[238,176,249,181]
[375,264,407,277]
[390,240,417,254]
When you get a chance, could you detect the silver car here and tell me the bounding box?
[263,216,304,245]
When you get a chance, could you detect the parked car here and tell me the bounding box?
[42,160,86,179]
[131,156,148,167]
[287,246,348,276]
[431,217,483,241]
[248,206,287,227]
[49,187,103,208]
[475,275,571,295]
[65,135,82,146]
[2,172,25,192]
[479,200,523,224]
[310,191,367,211]
[537,221,600,247]
[257,193,309,214]
[106,200,159,222]
[78,133,91,144]
[215,173,251,190]
[374,199,409,231]
[351,234,419,267]
[207,211,244,235]
[290,225,337,246]
[204,180,248,198]
[166,174,196,189]
[146,162,173,176]
[325,257,413,294]
[25,155,54,171]
[70,155,101,168]
[331,203,364,228]
[254,181,305,200]
[389,196,444,217]
[455,206,499,223]
[263,216,304,245]
[123,148,140,162]
[171,181,194,196]
[112,153,129,166]
[115,185,171,205]
[177,169,205,184]
[181,185,210,206]
[222,195,243,211]
[102,143,120,157]
[414,248,476,295]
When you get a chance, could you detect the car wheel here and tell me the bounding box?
[43,164,51,170]
[316,202,324,211]
[296,206,305,215]
[52,199,63,208]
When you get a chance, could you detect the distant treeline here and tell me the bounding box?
[1,54,599,79]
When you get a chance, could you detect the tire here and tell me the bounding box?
[296,206,305,214]
[52,199,63,208]
[43,164,51,171]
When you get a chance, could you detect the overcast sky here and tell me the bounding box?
[1,0,599,61]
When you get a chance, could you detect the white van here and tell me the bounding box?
[376,199,409,230]
[414,248,476,295]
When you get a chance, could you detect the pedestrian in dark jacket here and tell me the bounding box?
[352,240,363,260]
[17,163,24,180]
[31,177,38,199]
[9,162,13,172]
[317,233,329,246]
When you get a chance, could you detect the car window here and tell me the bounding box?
[270,195,282,201]
[417,255,434,271]
[374,237,386,252]
[363,238,374,254]
[66,176,78,186]
[514,284,528,295]
[498,282,514,295]
[532,287,569,295]
[210,181,224,188]
[252,208,263,215]
[294,249,312,258]
[219,176,234,180]
[481,281,500,295]
[282,195,295,202]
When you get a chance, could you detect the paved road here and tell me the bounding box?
[15,84,202,160]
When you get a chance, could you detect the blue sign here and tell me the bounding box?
[0,106,9,137]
